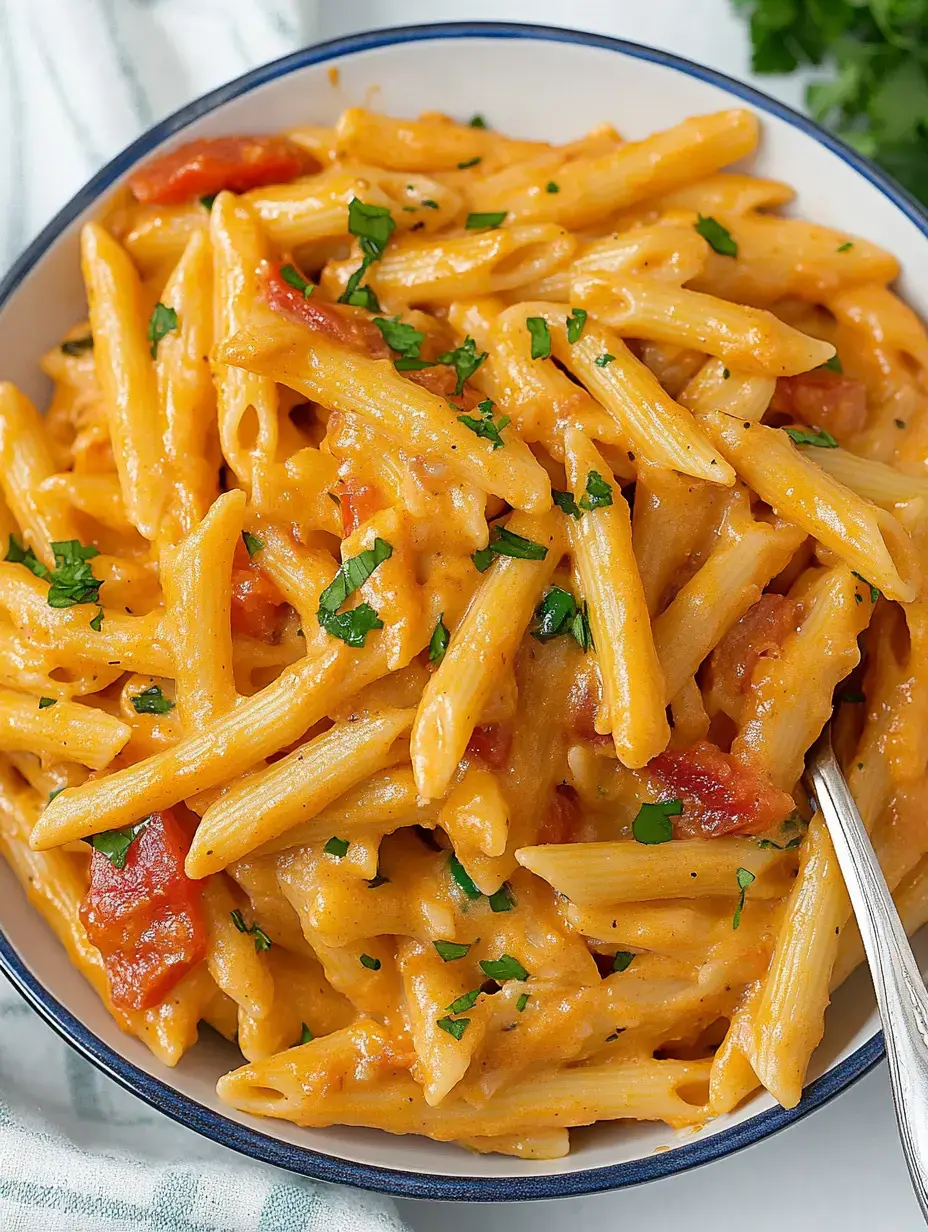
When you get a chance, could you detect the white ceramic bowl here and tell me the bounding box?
[1,20,926,1203]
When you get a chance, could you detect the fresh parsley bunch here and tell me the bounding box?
[734,0,928,204]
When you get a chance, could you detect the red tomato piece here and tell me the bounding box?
[334,478,384,537]
[537,785,583,845]
[466,724,512,770]
[771,368,867,439]
[79,809,206,1011]
[230,543,288,642]
[128,136,312,206]
[708,593,800,708]
[264,261,390,357]
[649,740,796,838]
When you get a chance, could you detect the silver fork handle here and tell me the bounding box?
[808,736,928,1222]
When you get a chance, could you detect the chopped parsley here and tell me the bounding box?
[837,241,853,252]
[84,820,148,870]
[468,114,487,128]
[279,263,314,298]
[241,530,264,558]
[479,954,529,982]
[373,315,425,360]
[822,353,844,373]
[579,470,613,512]
[447,988,482,1014]
[60,335,94,356]
[437,1015,470,1040]
[695,214,738,257]
[466,211,507,230]
[896,418,907,429]
[458,156,482,169]
[339,198,396,308]
[526,316,551,360]
[516,993,529,1012]
[532,587,592,652]
[299,1023,314,1044]
[323,836,350,858]
[458,398,510,449]
[612,951,635,972]
[757,835,802,850]
[89,608,104,632]
[5,535,48,579]
[566,307,587,344]
[48,787,65,804]
[449,853,482,900]
[230,909,272,951]
[43,541,102,608]
[732,866,756,930]
[439,336,487,395]
[546,181,560,193]
[472,525,549,572]
[632,799,682,845]
[433,940,471,962]
[38,697,56,710]
[783,425,838,448]
[131,685,175,715]
[200,194,217,211]
[147,302,178,358]
[594,353,616,367]
[552,489,581,519]
[359,953,381,971]
[421,199,440,210]
[723,368,731,379]
[316,538,393,648]
[488,883,516,913]
[429,613,450,665]
[852,572,881,603]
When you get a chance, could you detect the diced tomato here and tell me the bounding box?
[770,368,867,439]
[708,594,799,704]
[264,261,389,356]
[537,785,583,844]
[404,365,483,411]
[334,478,384,537]
[466,724,512,770]
[128,136,313,205]
[648,740,796,838]
[230,540,288,641]
[79,809,206,1011]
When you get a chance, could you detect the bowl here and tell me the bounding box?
[0,19,925,1203]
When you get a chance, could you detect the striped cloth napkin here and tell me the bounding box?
[0,2,410,1228]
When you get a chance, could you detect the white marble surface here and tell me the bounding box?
[324,3,922,1228]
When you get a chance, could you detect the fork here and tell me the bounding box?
[805,727,928,1223]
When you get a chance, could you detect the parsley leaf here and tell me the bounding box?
[546,181,560,193]
[60,335,94,356]
[526,316,551,360]
[852,571,881,603]
[457,398,510,449]
[466,211,507,230]
[230,909,273,951]
[38,697,56,710]
[570,602,593,652]
[339,198,396,308]
[516,993,529,1012]
[324,836,350,858]
[46,541,101,608]
[429,613,450,664]
[732,866,756,930]
[433,940,471,962]
[783,425,839,449]
[343,284,381,311]
[360,953,382,971]
[437,1015,470,1040]
[472,525,549,573]
[479,954,528,982]
[566,307,587,344]
[84,820,148,870]
[316,538,392,648]
[632,799,682,844]
[837,240,854,252]
[458,156,482,169]
[317,603,383,648]
[147,302,178,358]
[299,1023,314,1044]
[488,883,516,913]
[200,194,217,211]
[436,335,487,396]
[468,114,487,128]
[613,951,635,972]
[241,530,264,558]
[7,532,52,577]
[533,586,578,641]
[131,685,175,715]
[279,263,314,298]
[89,608,104,632]
[552,489,581,519]
[447,988,482,1014]
[594,353,616,367]
[695,214,738,257]
[822,353,844,373]
[373,315,425,359]
[449,853,481,900]
[579,470,613,512]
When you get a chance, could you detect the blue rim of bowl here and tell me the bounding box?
[0,18,915,1203]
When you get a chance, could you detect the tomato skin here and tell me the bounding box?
[649,740,795,838]
[230,541,288,641]
[537,785,583,845]
[128,137,312,205]
[771,368,867,438]
[466,724,512,770]
[264,262,389,356]
[334,479,384,537]
[79,809,206,1011]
